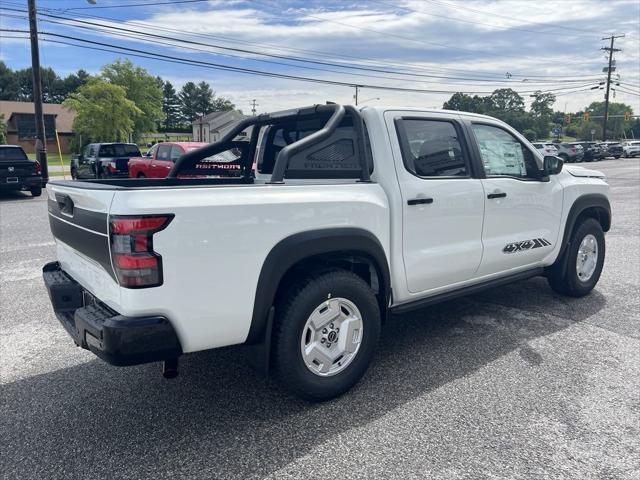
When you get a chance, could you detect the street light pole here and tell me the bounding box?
[28,0,48,183]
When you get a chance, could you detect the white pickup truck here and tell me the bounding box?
[43,104,611,401]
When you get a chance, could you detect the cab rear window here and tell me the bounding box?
[0,147,29,162]
[98,144,141,157]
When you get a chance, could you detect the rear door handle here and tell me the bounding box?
[407,197,434,205]
[487,192,507,199]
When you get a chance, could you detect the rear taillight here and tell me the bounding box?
[109,215,173,288]
[35,161,42,175]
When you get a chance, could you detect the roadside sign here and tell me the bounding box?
[591,129,596,135]
[552,127,561,135]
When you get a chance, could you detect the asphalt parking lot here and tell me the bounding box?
[1,159,639,480]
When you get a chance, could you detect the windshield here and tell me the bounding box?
[0,147,29,162]
[98,144,141,157]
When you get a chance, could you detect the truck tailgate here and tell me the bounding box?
[46,183,121,308]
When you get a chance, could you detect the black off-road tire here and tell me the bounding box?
[30,187,42,197]
[70,167,78,180]
[272,270,381,402]
[547,218,605,297]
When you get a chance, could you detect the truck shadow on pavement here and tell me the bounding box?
[0,191,40,202]
[2,277,606,479]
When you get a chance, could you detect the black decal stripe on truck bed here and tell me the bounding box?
[47,199,109,234]
[48,213,116,280]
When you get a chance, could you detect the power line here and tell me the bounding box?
[422,0,609,36]
[1,6,602,87]
[61,0,210,10]
[3,0,605,80]
[247,0,611,66]
[370,0,605,38]
[0,28,598,96]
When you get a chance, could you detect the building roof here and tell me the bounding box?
[192,109,245,129]
[0,100,75,133]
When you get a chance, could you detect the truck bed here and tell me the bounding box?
[49,176,254,190]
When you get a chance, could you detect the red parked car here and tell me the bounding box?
[128,142,243,179]
[128,142,206,178]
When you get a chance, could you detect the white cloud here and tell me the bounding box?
[5,0,639,112]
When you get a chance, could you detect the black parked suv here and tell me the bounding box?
[571,142,604,162]
[0,145,44,196]
[598,142,623,159]
[71,143,141,179]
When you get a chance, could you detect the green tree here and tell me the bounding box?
[0,113,7,143]
[530,91,556,117]
[195,81,214,117]
[160,80,182,130]
[0,61,20,100]
[522,129,537,141]
[443,92,492,113]
[12,66,64,102]
[101,59,164,137]
[584,101,634,139]
[61,69,91,97]
[489,88,525,112]
[63,78,141,142]
[179,81,235,122]
[211,94,235,112]
[179,81,200,122]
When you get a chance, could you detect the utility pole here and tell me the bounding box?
[28,0,48,183]
[354,85,360,106]
[601,34,624,141]
[250,99,258,116]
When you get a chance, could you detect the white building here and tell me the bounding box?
[192,110,248,143]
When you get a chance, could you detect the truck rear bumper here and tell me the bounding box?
[0,176,44,190]
[43,261,182,366]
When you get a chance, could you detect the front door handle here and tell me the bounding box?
[487,192,507,199]
[407,197,434,205]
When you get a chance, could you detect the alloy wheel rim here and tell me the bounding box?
[576,234,598,282]
[300,297,363,377]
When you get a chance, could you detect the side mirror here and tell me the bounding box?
[543,155,563,176]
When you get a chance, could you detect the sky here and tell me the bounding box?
[1,0,639,114]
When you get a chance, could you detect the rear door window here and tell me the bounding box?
[395,119,469,177]
[170,145,184,162]
[156,144,172,161]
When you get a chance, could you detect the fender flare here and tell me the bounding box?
[553,193,611,269]
[245,227,391,344]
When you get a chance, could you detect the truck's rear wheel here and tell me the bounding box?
[547,218,605,297]
[273,270,380,401]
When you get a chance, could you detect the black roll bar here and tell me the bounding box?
[344,104,371,183]
[168,116,256,178]
[268,104,345,183]
[169,103,369,183]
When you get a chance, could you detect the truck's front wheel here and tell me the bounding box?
[547,218,605,297]
[273,270,381,401]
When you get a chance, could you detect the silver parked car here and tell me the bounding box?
[532,142,559,157]
[554,142,584,163]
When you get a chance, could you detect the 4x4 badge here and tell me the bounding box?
[503,238,551,254]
